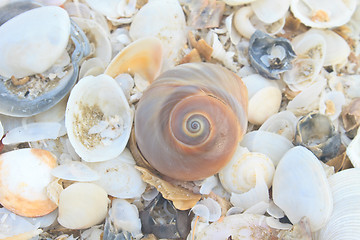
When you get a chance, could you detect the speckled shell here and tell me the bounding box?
[135,63,248,181]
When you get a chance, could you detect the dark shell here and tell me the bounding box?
[294,112,341,162]
[249,30,296,80]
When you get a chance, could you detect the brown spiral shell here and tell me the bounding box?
[135,63,248,181]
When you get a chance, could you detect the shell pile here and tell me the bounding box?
[0,0,359,239]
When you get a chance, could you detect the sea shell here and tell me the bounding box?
[346,127,360,168]
[294,112,341,161]
[259,110,298,141]
[240,130,293,166]
[319,91,346,121]
[51,161,100,182]
[84,0,136,19]
[219,145,275,194]
[0,120,4,138]
[313,168,360,239]
[0,148,57,217]
[251,0,291,24]
[129,0,186,69]
[134,62,248,181]
[57,182,108,229]
[341,97,360,138]
[105,36,163,84]
[283,31,326,92]
[65,74,133,162]
[0,6,90,117]
[0,1,42,25]
[290,0,357,28]
[272,146,333,231]
[87,148,146,198]
[248,30,296,80]
[242,74,282,125]
[222,0,256,6]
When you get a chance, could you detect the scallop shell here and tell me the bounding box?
[134,62,248,181]
[313,168,360,239]
[272,146,333,231]
[129,0,186,69]
[290,0,357,28]
[0,148,57,217]
[65,74,133,162]
[57,182,108,229]
[219,145,275,194]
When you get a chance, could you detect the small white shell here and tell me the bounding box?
[290,0,357,28]
[0,6,70,78]
[0,148,57,217]
[346,127,360,168]
[259,110,298,141]
[251,0,291,24]
[219,146,275,193]
[88,148,146,198]
[65,74,133,162]
[85,0,136,19]
[273,146,333,231]
[129,0,186,69]
[313,168,360,240]
[79,57,106,79]
[283,31,326,92]
[0,120,3,137]
[51,161,100,182]
[57,182,108,229]
[191,198,222,222]
[109,199,142,238]
[319,91,346,121]
[240,130,294,166]
[233,6,257,39]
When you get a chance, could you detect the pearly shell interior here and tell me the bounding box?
[135,62,248,181]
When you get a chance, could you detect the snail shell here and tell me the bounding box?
[135,63,248,181]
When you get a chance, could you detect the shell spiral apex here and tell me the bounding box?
[134,62,248,181]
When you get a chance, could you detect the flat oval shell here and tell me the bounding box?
[273,146,333,231]
[0,148,57,217]
[0,6,70,78]
[251,0,291,24]
[57,182,108,229]
[65,74,133,162]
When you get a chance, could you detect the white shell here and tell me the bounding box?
[57,182,108,229]
[51,161,100,182]
[79,57,106,79]
[65,74,133,162]
[251,0,291,24]
[129,0,186,69]
[259,110,298,141]
[313,168,360,239]
[87,149,146,198]
[242,74,282,125]
[85,0,135,19]
[191,198,222,222]
[290,0,357,28]
[308,29,350,67]
[319,91,346,121]
[346,127,360,168]
[273,146,333,231]
[0,148,57,217]
[0,6,70,78]
[222,0,256,6]
[219,146,275,193]
[0,121,3,138]
[283,31,326,92]
[109,199,142,238]
[240,130,294,166]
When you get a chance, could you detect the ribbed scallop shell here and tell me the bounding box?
[134,63,248,181]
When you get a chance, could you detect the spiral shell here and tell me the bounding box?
[135,63,248,181]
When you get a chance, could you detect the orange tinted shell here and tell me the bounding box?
[135,63,248,181]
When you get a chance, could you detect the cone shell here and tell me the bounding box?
[0,148,57,217]
[135,62,248,181]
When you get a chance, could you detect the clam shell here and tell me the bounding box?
[240,130,293,166]
[65,74,133,162]
[290,0,357,28]
[134,62,248,181]
[319,91,346,121]
[57,182,108,229]
[129,0,186,69]
[251,0,291,24]
[0,6,70,78]
[0,148,57,217]
[273,146,333,231]
[51,161,100,182]
[313,168,360,239]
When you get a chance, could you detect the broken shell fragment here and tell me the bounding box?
[134,62,248,181]
[249,30,296,80]
[0,148,57,217]
[65,74,133,162]
[341,98,360,139]
[0,6,90,117]
[295,112,341,161]
[105,37,163,84]
[290,0,357,28]
[273,146,333,231]
[57,182,108,229]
